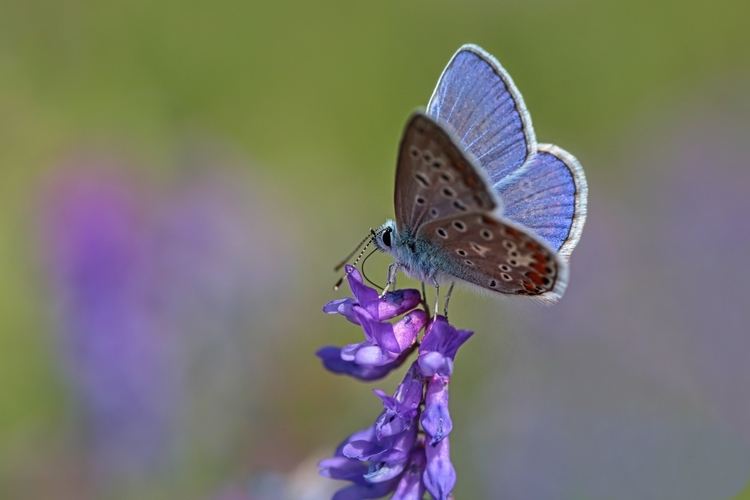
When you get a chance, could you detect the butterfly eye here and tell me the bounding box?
[381,228,392,247]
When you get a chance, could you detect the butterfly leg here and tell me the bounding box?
[379,262,400,298]
[443,281,456,320]
[430,277,440,317]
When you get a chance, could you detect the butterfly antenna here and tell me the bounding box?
[333,230,375,272]
[360,247,381,290]
[333,230,378,291]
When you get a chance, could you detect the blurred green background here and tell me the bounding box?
[2,1,750,499]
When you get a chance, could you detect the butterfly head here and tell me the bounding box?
[373,219,397,254]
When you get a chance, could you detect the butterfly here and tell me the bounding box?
[369,44,588,306]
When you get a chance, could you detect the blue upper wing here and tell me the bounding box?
[427,45,536,186]
[427,44,587,259]
[497,144,587,259]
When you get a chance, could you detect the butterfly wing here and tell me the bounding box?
[418,212,567,302]
[394,113,498,231]
[426,44,536,186]
[497,144,588,259]
[394,113,567,302]
[428,44,588,261]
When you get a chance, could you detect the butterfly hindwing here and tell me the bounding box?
[417,212,566,300]
[497,144,588,259]
[394,113,498,231]
[427,44,536,186]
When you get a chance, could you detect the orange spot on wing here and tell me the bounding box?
[525,272,544,286]
[530,262,547,274]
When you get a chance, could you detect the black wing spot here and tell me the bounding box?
[415,173,430,187]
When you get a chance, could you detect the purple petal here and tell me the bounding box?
[419,316,473,367]
[316,346,403,381]
[418,351,453,377]
[392,449,427,500]
[340,341,373,362]
[422,375,452,444]
[343,439,384,461]
[378,288,422,319]
[353,345,396,366]
[375,364,425,439]
[323,298,360,324]
[346,422,417,464]
[378,424,418,463]
[345,265,380,317]
[355,307,399,353]
[423,437,456,500]
[374,395,417,439]
[363,460,406,483]
[332,477,400,500]
[319,456,370,481]
[392,310,427,351]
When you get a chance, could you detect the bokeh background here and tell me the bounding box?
[2,1,750,499]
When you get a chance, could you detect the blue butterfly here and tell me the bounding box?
[371,44,588,307]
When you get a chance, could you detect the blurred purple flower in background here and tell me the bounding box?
[40,156,294,487]
[42,168,180,480]
[318,267,472,499]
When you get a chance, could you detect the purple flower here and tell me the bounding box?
[391,447,427,500]
[324,266,422,324]
[316,346,411,381]
[418,316,473,377]
[374,364,424,439]
[320,266,426,380]
[41,170,182,480]
[320,277,472,499]
[423,437,456,500]
[421,374,452,445]
[341,308,427,367]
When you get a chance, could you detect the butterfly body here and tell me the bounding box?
[375,219,461,285]
[373,45,587,303]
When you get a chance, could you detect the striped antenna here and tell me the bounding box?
[333,229,377,290]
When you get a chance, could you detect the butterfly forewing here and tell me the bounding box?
[419,213,566,299]
[427,45,536,186]
[394,113,497,231]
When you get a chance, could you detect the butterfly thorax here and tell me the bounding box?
[375,219,450,283]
